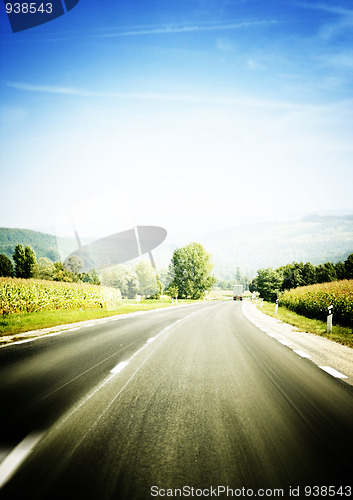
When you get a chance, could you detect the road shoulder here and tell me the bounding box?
[0,302,201,348]
[242,300,353,386]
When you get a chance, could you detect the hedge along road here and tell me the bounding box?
[0,301,352,499]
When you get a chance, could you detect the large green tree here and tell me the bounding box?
[0,254,14,277]
[168,242,216,299]
[13,244,26,278]
[257,267,283,302]
[13,244,37,278]
[23,246,36,278]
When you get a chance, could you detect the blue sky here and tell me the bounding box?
[1,0,353,244]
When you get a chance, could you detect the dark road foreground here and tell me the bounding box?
[0,301,352,499]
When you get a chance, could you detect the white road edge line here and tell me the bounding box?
[267,332,278,338]
[319,366,348,379]
[293,349,312,359]
[0,432,43,489]
[1,302,201,349]
[110,361,130,374]
[242,303,350,381]
[277,339,291,346]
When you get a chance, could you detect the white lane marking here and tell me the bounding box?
[293,349,312,359]
[0,308,208,484]
[110,361,129,374]
[277,339,291,346]
[59,309,203,427]
[319,366,348,379]
[267,332,278,338]
[109,312,197,375]
[0,432,43,489]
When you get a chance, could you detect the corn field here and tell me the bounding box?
[279,279,353,328]
[0,277,122,315]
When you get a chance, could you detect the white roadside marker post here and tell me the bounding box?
[327,305,333,333]
[275,298,279,315]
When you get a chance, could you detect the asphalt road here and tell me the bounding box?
[0,301,353,499]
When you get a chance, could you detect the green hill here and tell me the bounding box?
[0,228,60,262]
[199,214,353,279]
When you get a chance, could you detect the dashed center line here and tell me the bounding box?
[0,308,204,490]
[0,432,43,488]
[108,312,198,377]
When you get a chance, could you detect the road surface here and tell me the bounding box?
[0,301,352,499]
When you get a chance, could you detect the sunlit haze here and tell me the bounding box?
[1,0,353,242]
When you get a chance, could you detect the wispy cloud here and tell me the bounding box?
[7,80,336,112]
[0,19,278,44]
[7,82,99,96]
[295,2,353,39]
[295,2,353,17]
[97,20,278,38]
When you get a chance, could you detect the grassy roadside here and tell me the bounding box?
[0,298,201,338]
[256,300,353,348]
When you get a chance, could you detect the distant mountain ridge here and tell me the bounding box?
[199,214,353,279]
[1,214,353,280]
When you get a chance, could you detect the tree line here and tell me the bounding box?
[249,253,353,302]
[0,244,100,284]
[0,242,217,300]
[102,242,216,300]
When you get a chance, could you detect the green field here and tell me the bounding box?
[0,297,201,339]
[279,280,353,328]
